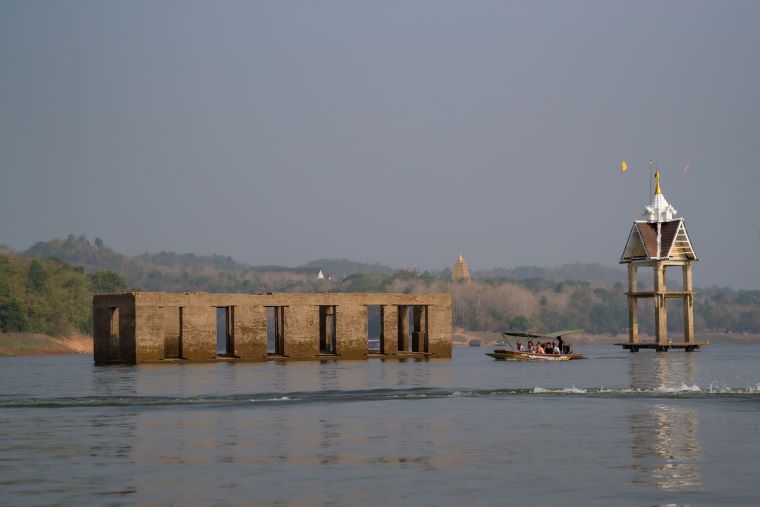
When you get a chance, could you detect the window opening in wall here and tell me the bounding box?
[163,306,182,359]
[319,305,337,354]
[216,307,234,357]
[108,307,120,361]
[411,305,428,353]
[367,305,383,353]
[267,306,285,355]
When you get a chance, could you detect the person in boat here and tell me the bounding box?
[527,340,535,353]
[516,341,526,352]
[557,336,569,354]
[552,341,561,354]
[535,342,545,354]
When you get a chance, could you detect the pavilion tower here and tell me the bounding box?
[452,253,471,282]
[619,171,699,351]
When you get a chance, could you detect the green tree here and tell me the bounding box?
[88,271,127,294]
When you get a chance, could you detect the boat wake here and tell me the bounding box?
[2,384,760,409]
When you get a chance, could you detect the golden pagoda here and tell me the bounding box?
[452,253,471,282]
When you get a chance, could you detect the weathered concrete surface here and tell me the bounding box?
[93,293,136,364]
[181,305,216,361]
[93,292,452,364]
[233,305,267,359]
[336,304,368,359]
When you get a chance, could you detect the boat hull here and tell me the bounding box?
[486,350,585,361]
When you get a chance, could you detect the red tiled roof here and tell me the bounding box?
[660,220,681,256]
[634,222,658,258]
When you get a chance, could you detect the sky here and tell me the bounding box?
[1,1,759,289]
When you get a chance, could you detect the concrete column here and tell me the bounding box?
[335,304,368,359]
[135,304,165,363]
[93,307,113,364]
[181,306,216,361]
[683,264,695,343]
[283,305,319,359]
[382,305,398,355]
[653,263,668,344]
[233,305,267,360]
[427,300,453,358]
[398,306,410,352]
[627,264,639,344]
[119,302,137,365]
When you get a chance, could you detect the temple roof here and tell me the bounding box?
[452,252,471,282]
[620,219,697,262]
[621,170,697,263]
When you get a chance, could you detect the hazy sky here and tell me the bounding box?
[1,1,759,288]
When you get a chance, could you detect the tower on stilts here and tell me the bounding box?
[617,170,705,352]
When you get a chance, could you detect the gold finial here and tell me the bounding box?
[654,170,662,195]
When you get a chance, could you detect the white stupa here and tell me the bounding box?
[644,170,677,222]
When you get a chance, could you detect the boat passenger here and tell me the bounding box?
[516,341,526,352]
[527,340,535,353]
[535,343,545,354]
[552,342,561,354]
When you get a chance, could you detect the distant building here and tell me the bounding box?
[256,266,325,280]
[452,253,471,282]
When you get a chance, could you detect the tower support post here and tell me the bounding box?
[683,263,695,344]
[653,262,668,344]
[627,263,639,344]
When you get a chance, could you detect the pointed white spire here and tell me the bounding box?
[644,170,677,222]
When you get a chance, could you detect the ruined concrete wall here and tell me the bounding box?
[181,305,216,361]
[135,304,164,363]
[233,305,267,360]
[93,294,135,365]
[336,304,368,359]
[427,296,453,358]
[93,292,452,364]
[283,304,319,359]
[381,305,398,355]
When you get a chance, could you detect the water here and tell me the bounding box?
[2,344,760,506]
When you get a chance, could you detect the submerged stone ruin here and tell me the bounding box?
[93,292,451,364]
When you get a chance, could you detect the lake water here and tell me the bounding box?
[2,343,760,506]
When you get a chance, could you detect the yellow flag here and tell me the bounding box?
[620,160,628,173]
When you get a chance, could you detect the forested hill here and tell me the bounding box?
[474,263,627,286]
[6,235,760,336]
[21,236,398,293]
[0,250,126,335]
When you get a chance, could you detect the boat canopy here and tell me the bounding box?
[501,329,583,339]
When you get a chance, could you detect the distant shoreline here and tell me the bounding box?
[2,330,759,357]
[0,333,92,356]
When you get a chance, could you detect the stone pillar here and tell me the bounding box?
[181,306,217,361]
[93,306,114,364]
[134,304,165,363]
[336,304,368,359]
[653,263,668,344]
[627,264,639,344]
[427,300,453,358]
[382,305,398,355]
[283,305,319,359]
[233,305,267,360]
[683,264,695,344]
[397,306,410,352]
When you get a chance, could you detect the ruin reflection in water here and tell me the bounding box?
[628,353,702,492]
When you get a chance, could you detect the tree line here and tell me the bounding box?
[2,236,759,337]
